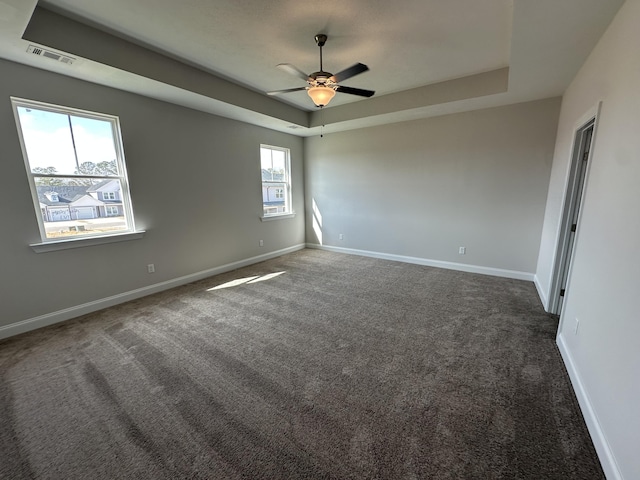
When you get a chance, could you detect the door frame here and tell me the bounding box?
[549,102,601,316]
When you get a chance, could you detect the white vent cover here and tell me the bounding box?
[27,44,75,65]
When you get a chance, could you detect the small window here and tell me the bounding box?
[12,98,136,242]
[260,145,292,217]
[106,206,119,216]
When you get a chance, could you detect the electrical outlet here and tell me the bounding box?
[339,233,344,240]
[147,264,155,273]
[574,318,580,335]
[459,247,466,255]
[259,240,264,247]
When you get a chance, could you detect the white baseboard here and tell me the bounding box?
[306,243,535,281]
[0,244,305,340]
[556,333,622,480]
[533,274,549,310]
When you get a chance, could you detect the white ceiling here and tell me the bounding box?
[0,0,625,136]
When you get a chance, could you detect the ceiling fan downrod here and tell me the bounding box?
[315,34,327,72]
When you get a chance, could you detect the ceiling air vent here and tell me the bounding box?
[27,44,75,65]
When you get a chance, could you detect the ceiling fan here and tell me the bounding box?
[267,34,375,108]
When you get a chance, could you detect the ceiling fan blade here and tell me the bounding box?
[330,63,369,83]
[336,85,375,97]
[277,63,312,82]
[267,87,308,95]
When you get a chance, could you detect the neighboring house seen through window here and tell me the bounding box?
[12,98,136,242]
[261,145,292,217]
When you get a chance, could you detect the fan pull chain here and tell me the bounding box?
[320,106,324,138]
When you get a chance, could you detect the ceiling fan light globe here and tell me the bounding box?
[308,86,336,107]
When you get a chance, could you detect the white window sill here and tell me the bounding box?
[30,231,145,253]
[260,212,296,222]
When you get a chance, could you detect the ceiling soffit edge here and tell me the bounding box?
[310,68,509,128]
[23,6,308,127]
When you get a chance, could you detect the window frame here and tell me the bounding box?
[260,144,294,220]
[11,97,142,251]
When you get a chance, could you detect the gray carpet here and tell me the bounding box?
[0,249,603,479]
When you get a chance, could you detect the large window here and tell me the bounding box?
[260,145,292,217]
[12,98,137,244]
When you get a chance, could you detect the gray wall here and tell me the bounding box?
[536,0,640,477]
[304,98,561,274]
[0,58,304,328]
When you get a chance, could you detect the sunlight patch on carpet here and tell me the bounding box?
[207,271,286,290]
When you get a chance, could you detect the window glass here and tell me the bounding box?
[70,116,118,170]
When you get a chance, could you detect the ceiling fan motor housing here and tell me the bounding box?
[309,71,336,87]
